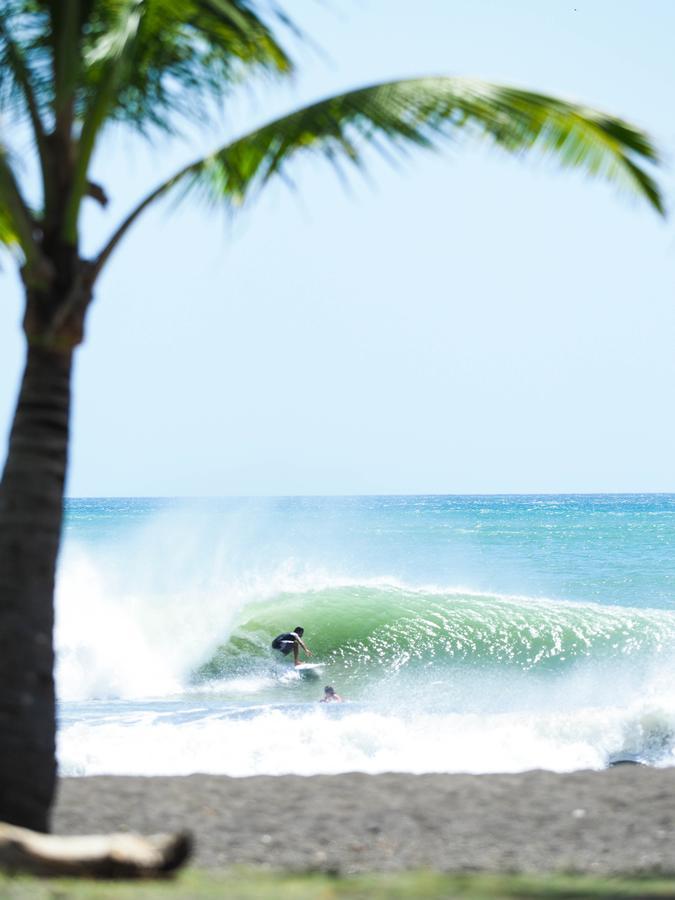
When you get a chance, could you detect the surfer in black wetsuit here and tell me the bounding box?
[271,626,312,666]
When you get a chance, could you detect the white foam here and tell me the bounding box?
[54,528,301,700]
[57,697,675,778]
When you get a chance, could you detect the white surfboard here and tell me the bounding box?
[294,662,324,679]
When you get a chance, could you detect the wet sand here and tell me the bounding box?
[53,769,675,875]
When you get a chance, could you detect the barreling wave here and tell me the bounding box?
[57,571,675,774]
[194,581,675,683]
[54,497,675,776]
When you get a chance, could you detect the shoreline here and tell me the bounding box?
[53,768,675,875]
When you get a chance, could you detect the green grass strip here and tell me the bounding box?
[2,869,675,899]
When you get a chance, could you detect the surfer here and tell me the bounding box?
[320,686,342,703]
[271,626,313,666]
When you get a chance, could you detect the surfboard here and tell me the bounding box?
[294,662,324,679]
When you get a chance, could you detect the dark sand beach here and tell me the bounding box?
[53,769,675,875]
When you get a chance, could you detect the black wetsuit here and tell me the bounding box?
[271,632,298,655]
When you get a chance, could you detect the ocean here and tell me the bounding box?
[56,495,675,777]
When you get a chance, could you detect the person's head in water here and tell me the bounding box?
[320,685,342,702]
[294,626,304,636]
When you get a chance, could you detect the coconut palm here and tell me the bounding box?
[0,0,664,832]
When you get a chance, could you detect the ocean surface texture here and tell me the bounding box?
[57,495,675,777]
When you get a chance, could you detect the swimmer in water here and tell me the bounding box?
[320,685,342,703]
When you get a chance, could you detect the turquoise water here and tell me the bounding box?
[56,495,675,776]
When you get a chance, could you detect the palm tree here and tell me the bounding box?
[0,1,664,833]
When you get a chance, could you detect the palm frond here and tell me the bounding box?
[94,76,663,275]
[0,7,53,212]
[58,0,297,239]
[0,143,41,266]
[0,12,47,141]
[180,78,663,214]
[1,0,295,131]
[0,2,53,124]
[0,202,20,255]
[74,0,294,134]
[64,0,145,240]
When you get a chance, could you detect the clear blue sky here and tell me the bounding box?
[2,0,675,496]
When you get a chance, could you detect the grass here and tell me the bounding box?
[1,869,675,899]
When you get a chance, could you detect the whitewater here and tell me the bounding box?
[55,495,675,777]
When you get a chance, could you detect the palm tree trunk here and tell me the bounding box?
[0,338,73,831]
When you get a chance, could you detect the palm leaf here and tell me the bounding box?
[69,0,294,134]
[0,3,55,144]
[0,143,41,266]
[0,10,48,147]
[184,78,663,212]
[94,76,663,274]
[0,203,20,254]
[99,0,294,129]
[64,0,146,240]
[3,0,294,129]
[60,0,296,239]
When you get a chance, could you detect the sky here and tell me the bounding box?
[2,0,675,496]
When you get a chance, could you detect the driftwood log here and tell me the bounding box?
[0,822,191,877]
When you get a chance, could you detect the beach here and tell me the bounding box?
[53,768,675,875]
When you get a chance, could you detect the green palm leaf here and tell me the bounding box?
[0,143,41,266]
[0,9,48,141]
[0,204,20,253]
[94,76,663,273]
[54,0,297,237]
[66,0,294,132]
[183,79,663,211]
